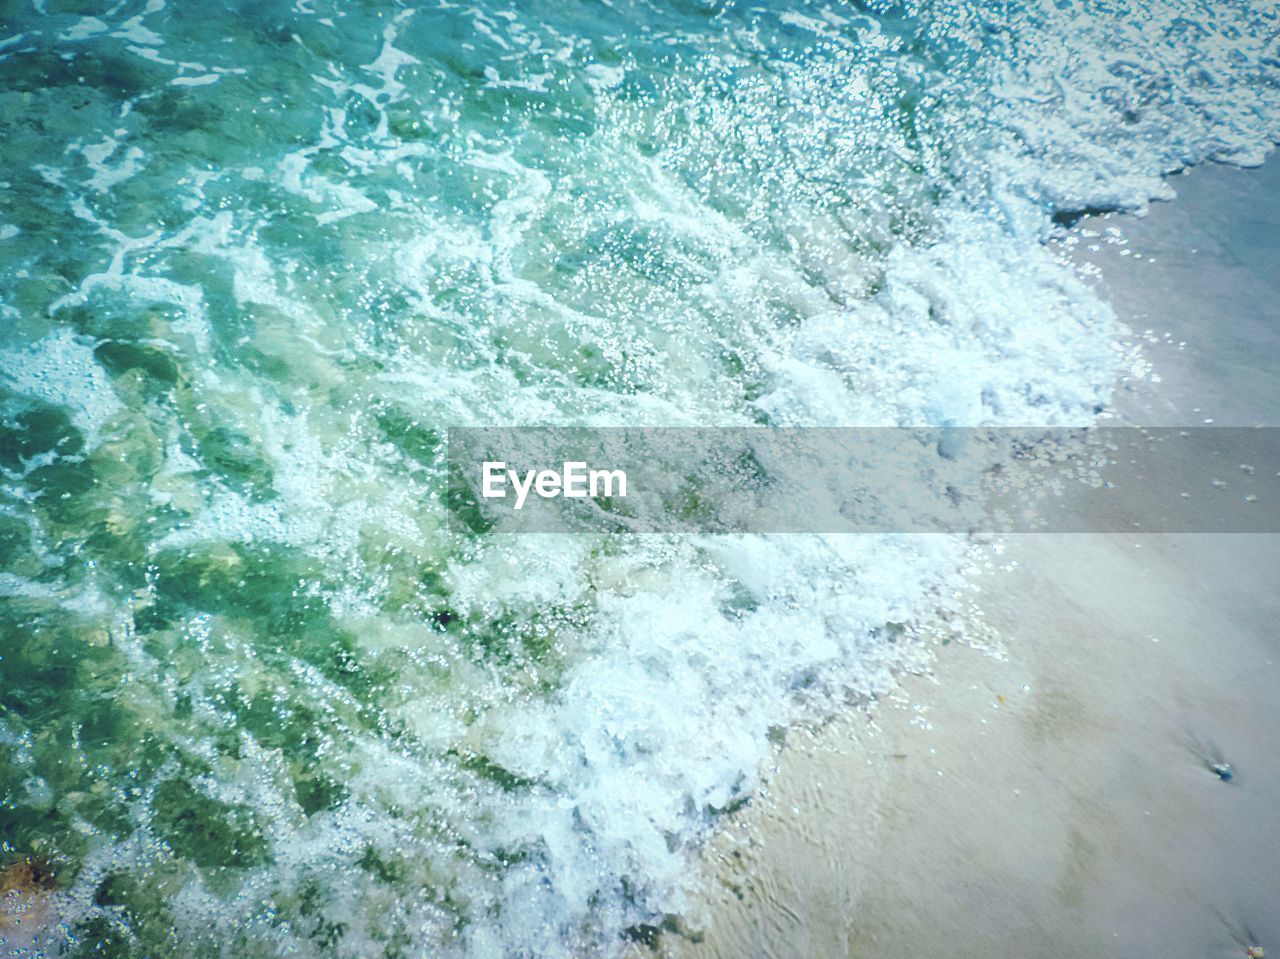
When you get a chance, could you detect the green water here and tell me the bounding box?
[1,0,1278,956]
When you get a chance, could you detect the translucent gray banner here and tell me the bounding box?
[446,428,1280,534]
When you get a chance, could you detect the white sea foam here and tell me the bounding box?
[4,1,1279,956]
[0,328,123,448]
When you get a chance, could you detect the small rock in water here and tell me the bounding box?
[0,857,57,944]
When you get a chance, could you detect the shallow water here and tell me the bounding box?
[1,1,1278,956]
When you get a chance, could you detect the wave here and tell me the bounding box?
[0,0,1277,956]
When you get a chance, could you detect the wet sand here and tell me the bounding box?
[665,159,1280,958]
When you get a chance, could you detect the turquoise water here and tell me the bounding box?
[1,1,1277,956]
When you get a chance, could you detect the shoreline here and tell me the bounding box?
[662,158,1280,958]
[3,161,1274,959]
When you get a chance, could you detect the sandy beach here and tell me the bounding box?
[662,159,1280,958]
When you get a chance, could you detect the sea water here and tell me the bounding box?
[0,1,1277,956]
